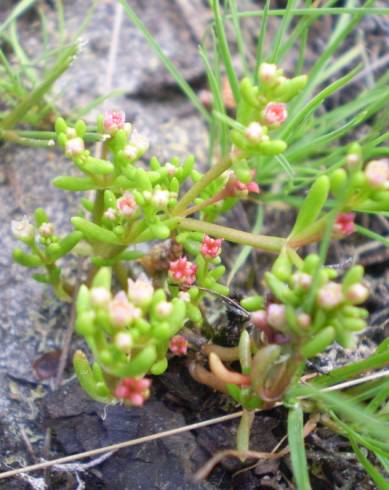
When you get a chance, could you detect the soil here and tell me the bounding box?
[0,1,388,489]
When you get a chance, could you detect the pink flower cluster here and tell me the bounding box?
[103,110,126,134]
[169,257,197,286]
[114,377,151,406]
[117,192,137,218]
[200,235,223,259]
[225,173,260,198]
[334,213,355,237]
[169,335,188,356]
[108,291,140,327]
[262,102,288,127]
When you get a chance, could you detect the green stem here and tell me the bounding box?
[178,217,285,253]
[91,190,105,225]
[172,158,232,216]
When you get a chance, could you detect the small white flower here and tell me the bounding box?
[346,283,369,305]
[11,217,34,242]
[178,291,191,302]
[365,159,389,188]
[66,128,77,138]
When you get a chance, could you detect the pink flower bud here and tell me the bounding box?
[263,102,287,127]
[293,272,312,290]
[334,213,355,237]
[251,310,267,329]
[117,192,137,218]
[200,235,223,259]
[169,335,188,356]
[103,110,125,134]
[346,283,369,305]
[365,159,389,188]
[317,282,343,310]
[90,287,111,307]
[267,303,286,330]
[65,137,84,157]
[108,291,140,327]
[225,173,261,198]
[169,257,197,286]
[115,377,151,406]
[297,313,311,329]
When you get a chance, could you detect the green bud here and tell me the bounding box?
[34,208,48,227]
[301,326,336,358]
[239,330,251,373]
[150,156,161,170]
[104,190,116,209]
[181,155,195,180]
[170,177,179,193]
[73,351,112,403]
[32,273,50,283]
[251,345,281,395]
[272,75,307,102]
[150,224,170,240]
[75,120,86,137]
[330,169,347,198]
[82,157,114,175]
[240,295,264,311]
[290,176,330,239]
[265,272,298,305]
[303,254,320,275]
[240,77,259,107]
[210,265,226,281]
[272,249,292,281]
[227,383,242,403]
[71,217,123,245]
[187,303,203,325]
[342,305,368,319]
[340,317,366,332]
[81,199,94,212]
[46,231,83,260]
[115,345,157,377]
[12,248,43,267]
[342,265,364,292]
[55,117,67,135]
[92,267,112,289]
[52,176,96,191]
[75,310,96,336]
[257,140,287,155]
[150,357,168,375]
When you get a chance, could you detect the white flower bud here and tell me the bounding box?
[245,122,265,143]
[258,63,278,83]
[39,222,54,237]
[152,189,170,209]
[124,144,138,160]
[267,303,286,329]
[11,218,34,243]
[156,301,173,317]
[65,137,85,157]
[115,332,133,353]
[90,287,111,307]
[128,276,154,307]
[317,282,343,310]
[346,283,369,305]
